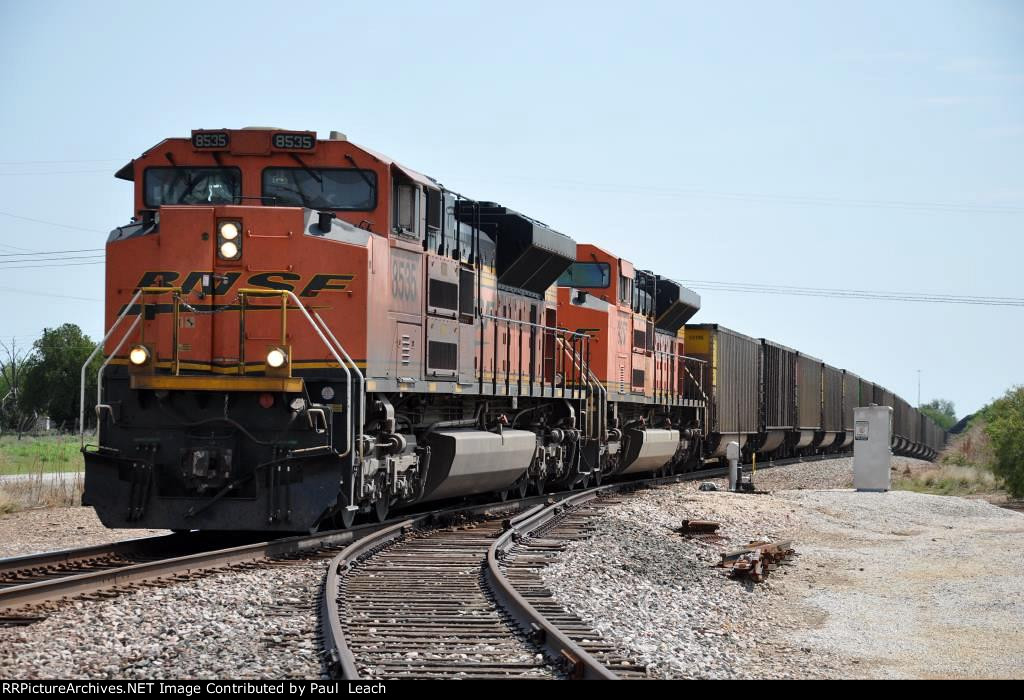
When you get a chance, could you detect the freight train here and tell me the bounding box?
[81,128,945,532]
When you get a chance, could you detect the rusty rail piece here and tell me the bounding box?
[719,541,796,583]
[487,488,636,680]
[680,519,720,534]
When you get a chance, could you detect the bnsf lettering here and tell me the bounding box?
[180,271,241,295]
[300,274,354,297]
[133,271,351,297]
[192,132,229,149]
[248,272,301,292]
[272,133,315,151]
[136,271,181,288]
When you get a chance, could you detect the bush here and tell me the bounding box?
[981,386,1024,498]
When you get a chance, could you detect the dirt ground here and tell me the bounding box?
[0,506,167,558]
[778,489,1024,679]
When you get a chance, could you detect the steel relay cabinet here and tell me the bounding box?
[853,405,893,491]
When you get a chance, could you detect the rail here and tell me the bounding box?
[486,488,619,679]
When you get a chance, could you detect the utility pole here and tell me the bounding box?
[917,369,921,408]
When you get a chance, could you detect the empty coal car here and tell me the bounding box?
[684,324,944,462]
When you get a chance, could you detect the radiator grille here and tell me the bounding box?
[427,341,458,371]
[429,279,458,311]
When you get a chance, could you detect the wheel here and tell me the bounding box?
[517,479,529,499]
[339,501,357,529]
[374,496,389,523]
[593,469,603,486]
[578,472,591,490]
[497,489,510,502]
[533,476,546,496]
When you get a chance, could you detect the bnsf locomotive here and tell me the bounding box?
[83,128,944,532]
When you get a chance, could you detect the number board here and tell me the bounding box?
[271,132,316,152]
[191,131,230,150]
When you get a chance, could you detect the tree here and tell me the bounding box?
[0,338,38,437]
[20,324,101,430]
[920,398,956,431]
[982,386,1024,498]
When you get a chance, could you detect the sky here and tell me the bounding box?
[0,0,1021,416]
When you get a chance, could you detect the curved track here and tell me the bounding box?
[320,465,758,680]
[0,492,567,622]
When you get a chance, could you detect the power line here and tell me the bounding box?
[681,278,1020,302]
[0,260,104,271]
[0,158,119,165]
[677,278,1024,306]
[0,248,103,258]
[0,210,108,233]
[477,174,1024,215]
[0,241,37,253]
[0,254,106,266]
[0,169,111,176]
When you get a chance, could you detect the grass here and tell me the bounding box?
[0,433,85,514]
[891,420,1009,499]
[0,434,84,476]
[892,463,1003,497]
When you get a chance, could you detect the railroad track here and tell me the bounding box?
[321,469,751,681]
[0,492,572,626]
[489,490,648,679]
[0,452,811,633]
[0,532,260,591]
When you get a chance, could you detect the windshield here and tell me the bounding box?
[143,167,241,207]
[557,262,610,288]
[262,168,377,210]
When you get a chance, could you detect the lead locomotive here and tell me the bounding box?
[84,128,706,532]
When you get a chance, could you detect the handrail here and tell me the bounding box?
[234,290,359,468]
[312,311,365,513]
[80,288,144,448]
[94,315,141,444]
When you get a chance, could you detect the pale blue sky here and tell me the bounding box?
[0,0,1021,415]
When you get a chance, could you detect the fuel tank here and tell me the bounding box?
[420,429,536,502]
[618,428,680,475]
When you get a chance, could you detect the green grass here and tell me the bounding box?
[0,434,83,476]
[0,434,84,513]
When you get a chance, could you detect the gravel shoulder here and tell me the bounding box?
[542,457,1024,679]
[0,559,325,679]
[0,506,168,559]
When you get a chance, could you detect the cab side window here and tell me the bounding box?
[393,180,419,236]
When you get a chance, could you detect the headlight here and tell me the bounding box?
[129,345,150,366]
[217,219,242,260]
[219,240,239,259]
[218,221,240,240]
[266,348,287,368]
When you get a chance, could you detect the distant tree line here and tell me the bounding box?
[920,398,957,431]
[0,324,101,437]
[975,387,1024,498]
